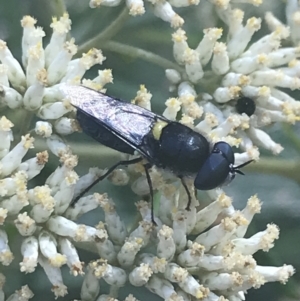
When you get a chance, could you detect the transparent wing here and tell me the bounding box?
[60,85,168,159]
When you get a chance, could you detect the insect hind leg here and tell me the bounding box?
[71,157,143,205]
[143,163,157,225]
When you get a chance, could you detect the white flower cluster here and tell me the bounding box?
[0,122,82,297]
[162,0,300,162]
[0,133,294,300]
[88,0,264,28]
[0,3,295,300]
[101,190,294,300]
[0,14,112,118]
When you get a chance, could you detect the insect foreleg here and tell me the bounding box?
[180,176,192,211]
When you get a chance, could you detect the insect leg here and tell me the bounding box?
[180,177,192,211]
[71,157,143,205]
[143,163,156,225]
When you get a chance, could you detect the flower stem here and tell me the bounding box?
[245,156,300,184]
[77,7,130,56]
[101,41,184,74]
[19,111,34,137]
[282,123,300,154]
[49,0,67,17]
[33,141,300,184]
[33,138,122,162]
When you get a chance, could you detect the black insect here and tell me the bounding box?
[61,85,252,223]
[235,96,256,117]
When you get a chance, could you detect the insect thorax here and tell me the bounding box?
[145,122,210,175]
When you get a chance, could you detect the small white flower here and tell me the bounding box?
[20,236,38,273]
[157,225,176,261]
[129,263,153,286]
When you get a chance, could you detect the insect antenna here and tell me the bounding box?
[233,160,253,175]
[71,157,143,205]
[235,170,245,175]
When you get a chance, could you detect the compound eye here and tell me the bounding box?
[194,152,230,190]
[213,141,234,164]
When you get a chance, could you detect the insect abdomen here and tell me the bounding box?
[76,108,135,154]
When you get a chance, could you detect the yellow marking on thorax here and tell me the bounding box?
[152,121,168,140]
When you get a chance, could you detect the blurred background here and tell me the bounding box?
[0,0,299,300]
